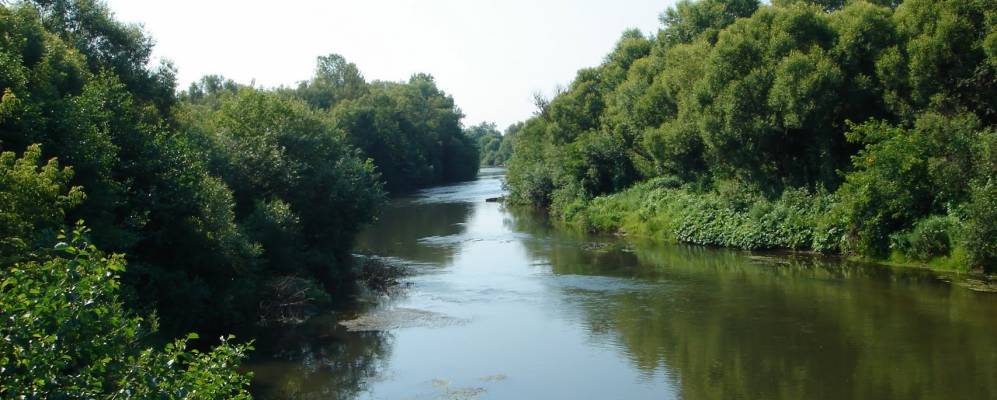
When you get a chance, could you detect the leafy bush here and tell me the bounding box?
[564,182,836,252]
[0,145,83,262]
[834,114,979,258]
[0,226,252,398]
[891,215,959,262]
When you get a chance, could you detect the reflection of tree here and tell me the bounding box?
[248,314,392,400]
[506,207,997,399]
[356,201,473,264]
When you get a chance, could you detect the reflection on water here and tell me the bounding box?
[248,168,997,399]
[249,314,392,400]
[355,200,473,265]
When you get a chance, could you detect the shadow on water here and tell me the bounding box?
[248,313,393,400]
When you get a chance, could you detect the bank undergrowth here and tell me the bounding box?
[559,177,975,272]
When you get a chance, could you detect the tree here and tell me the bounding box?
[330,73,478,192]
[506,0,997,271]
[466,122,504,166]
[659,0,759,46]
[27,0,177,112]
[295,54,368,110]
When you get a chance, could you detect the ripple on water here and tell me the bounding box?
[409,175,505,205]
[417,232,530,247]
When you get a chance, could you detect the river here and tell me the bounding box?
[247,168,997,399]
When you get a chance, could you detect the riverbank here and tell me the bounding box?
[553,178,981,274]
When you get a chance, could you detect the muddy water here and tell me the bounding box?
[248,168,997,399]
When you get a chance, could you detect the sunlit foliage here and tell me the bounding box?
[507,0,997,272]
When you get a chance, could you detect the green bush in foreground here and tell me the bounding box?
[0,226,252,399]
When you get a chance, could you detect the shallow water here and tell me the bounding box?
[248,168,997,399]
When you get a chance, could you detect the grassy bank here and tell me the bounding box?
[556,178,976,273]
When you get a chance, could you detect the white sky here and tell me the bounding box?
[103,0,673,129]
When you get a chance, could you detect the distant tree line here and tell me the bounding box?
[465,121,521,167]
[506,0,997,272]
[0,0,481,395]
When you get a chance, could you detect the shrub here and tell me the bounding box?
[0,145,84,262]
[0,226,252,398]
[964,181,997,272]
[891,215,959,262]
[564,182,836,252]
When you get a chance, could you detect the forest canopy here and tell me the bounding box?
[505,0,997,272]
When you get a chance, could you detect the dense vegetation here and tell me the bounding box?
[284,54,479,192]
[506,0,997,272]
[1,147,253,397]
[0,0,480,396]
[466,121,520,166]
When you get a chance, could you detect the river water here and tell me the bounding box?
[248,168,997,399]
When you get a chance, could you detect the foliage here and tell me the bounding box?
[0,145,83,262]
[175,86,386,330]
[832,114,978,257]
[466,121,518,166]
[0,226,252,399]
[507,0,997,272]
[2,0,478,335]
[294,54,367,110]
[0,0,483,396]
[565,180,836,252]
[891,215,960,262]
[288,57,480,193]
[964,129,997,269]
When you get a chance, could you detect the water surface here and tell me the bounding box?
[249,168,997,399]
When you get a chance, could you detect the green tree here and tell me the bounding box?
[295,54,368,110]
[880,0,997,123]
[330,73,478,192]
[466,121,505,166]
[507,0,997,271]
[659,0,759,46]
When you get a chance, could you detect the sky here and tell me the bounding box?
[103,0,673,129]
